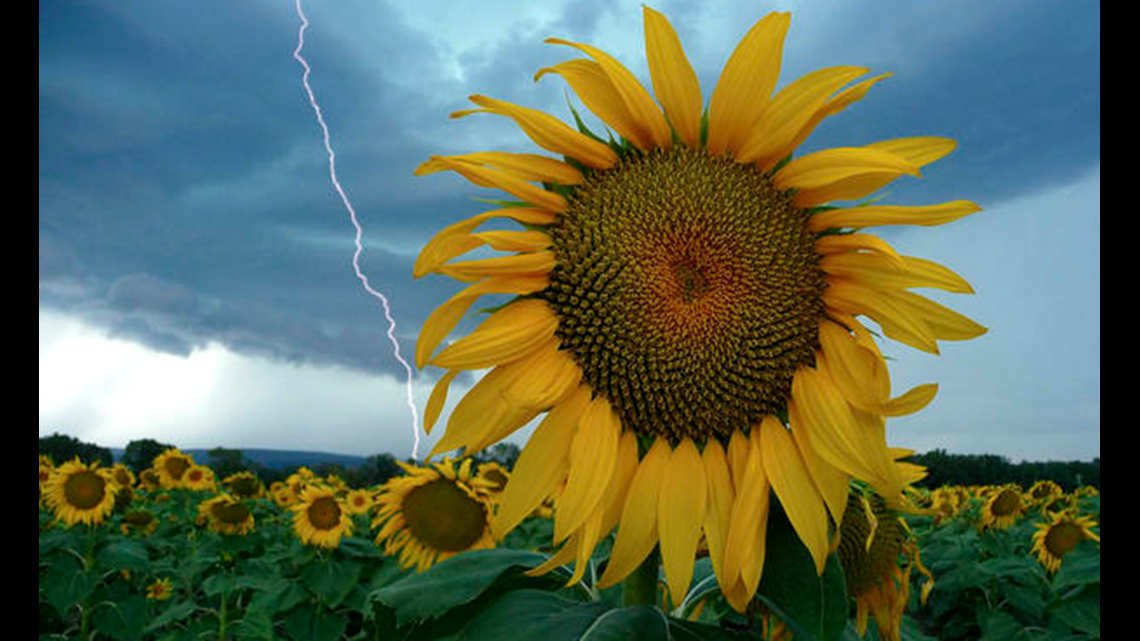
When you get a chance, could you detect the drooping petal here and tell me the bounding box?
[774,146,920,192]
[413,207,555,278]
[658,438,708,608]
[431,299,558,370]
[428,365,532,458]
[454,95,619,169]
[893,289,988,342]
[776,72,892,169]
[821,252,975,294]
[554,395,621,544]
[472,229,553,253]
[866,136,957,169]
[808,200,981,232]
[596,437,672,588]
[760,416,829,574]
[545,38,672,150]
[701,439,736,590]
[416,151,584,185]
[643,5,702,147]
[491,385,591,539]
[415,274,548,368]
[736,65,869,165]
[789,404,851,528]
[499,338,582,409]
[425,156,567,212]
[706,12,792,157]
[535,59,649,150]
[814,233,907,271]
[720,427,770,613]
[423,369,460,434]
[438,250,556,283]
[823,279,939,354]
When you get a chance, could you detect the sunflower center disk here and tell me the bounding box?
[543,146,826,442]
[402,479,487,552]
[1045,522,1085,557]
[64,471,106,509]
[307,497,343,530]
[212,501,251,525]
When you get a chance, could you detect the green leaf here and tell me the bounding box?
[753,500,848,641]
[579,605,669,640]
[145,601,197,632]
[455,589,611,641]
[231,608,276,641]
[667,617,758,641]
[301,557,362,609]
[1051,540,1100,592]
[43,554,98,614]
[1049,590,1100,636]
[248,578,309,616]
[97,538,150,571]
[283,606,348,641]
[91,594,148,641]
[977,610,1023,641]
[371,548,554,627]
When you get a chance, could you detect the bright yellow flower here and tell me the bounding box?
[1032,511,1100,574]
[44,458,117,527]
[198,493,255,536]
[981,485,1025,531]
[414,6,983,612]
[146,577,174,601]
[292,485,352,549]
[343,488,373,515]
[152,448,196,490]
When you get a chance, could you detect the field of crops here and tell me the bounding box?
[39,451,1100,641]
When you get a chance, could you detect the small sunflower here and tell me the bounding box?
[372,458,497,571]
[120,509,159,536]
[1027,480,1063,504]
[146,577,174,601]
[138,468,162,492]
[110,464,137,490]
[836,489,933,641]
[223,471,265,500]
[476,461,511,494]
[413,4,984,612]
[198,493,255,536]
[981,485,1025,531]
[270,481,297,508]
[343,488,373,515]
[292,485,352,548]
[1031,511,1100,574]
[152,448,196,489]
[182,465,217,492]
[44,458,118,527]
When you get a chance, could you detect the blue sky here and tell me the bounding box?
[39,0,1099,463]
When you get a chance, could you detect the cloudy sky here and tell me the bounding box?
[39,0,1099,463]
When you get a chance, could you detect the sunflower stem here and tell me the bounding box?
[622,546,660,607]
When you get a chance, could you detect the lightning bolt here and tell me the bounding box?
[293,0,421,460]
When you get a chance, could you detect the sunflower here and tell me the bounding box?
[198,493,255,536]
[292,485,352,548]
[270,481,297,508]
[1027,479,1064,504]
[836,489,933,641]
[182,465,217,492]
[344,487,374,515]
[981,485,1024,531]
[152,448,196,489]
[1031,511,1099,574]
[146,577,174,601]
[413,5,984,611]
[372,458,497,571]
[223,471,265,500]
[476,461,511,494]
[121,509,159,536]
[44,458,118,527]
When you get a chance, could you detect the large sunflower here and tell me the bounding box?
[414,6,984,612]
[372,458,497,571]
[44,459,118,527]
[1031,511,1100,574]
[292,485,353,549]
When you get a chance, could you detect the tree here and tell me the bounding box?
[121,438,175,473]
[208,447,247,480]
[39,432,113,467]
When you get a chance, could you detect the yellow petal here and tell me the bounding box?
[413,207,555,278]
[726,428,750,494]
[554,395,621,544]
[882,383,939,417]
[454,95,619,169]
[643,5,702,147]
[822,252,975,294]
[415,274,548,368]
[774,72,892,170]
[700,439,735,590]
[471,230,552,253]
[788,406,851,528]
[418,151,584,185]
[427,366,515,458]
[536,59,650,151]
[438,250,556,283]
[736,65,868,165]
[431,299,558,370]
[894,289,988,342]
[491,385,591,538]
[866,136,956,168]
[817,319,890,413]
[721,427,770,612]
[600,430,641,533]
[423,369,460,435]
[545,38,672,150]
[426,156,566,212]
[760,416,829,574]
[823,279,939,354]
[814,233,906,271]
[774,146,920,191]
[596,437,672,588]
[658,438,708,609]
[808,200,981,232]
[499,339,582,410]
[706,12,791,157]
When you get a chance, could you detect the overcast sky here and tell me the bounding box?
[39,0,1099,463]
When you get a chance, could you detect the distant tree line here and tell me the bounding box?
[39,433,522,490]
[905,449,1099,492]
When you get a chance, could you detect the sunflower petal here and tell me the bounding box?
[701,439,735,589]
[431,299,558,370]
[774,147,920,192]
[456,95,619,169]
[894,290,988,342]
[424,369,460,435]
[760,416,829,574]
[499,339,582,409]
[643,5,702,147]
[492,386,591,538]
[706,12,791,157]
[413,207,556,278]
[789,407,851,528]
[808,200,981,232]
[737,65,869,165]
[419,151,584,185]
[537,59,651,151]
[596,437,671,588]
[472,230,552,253]
[721,427,770,612]
[415,274,548,368]
[438,251,556,283]
[814,233,907,271]
[822,252,975,294]
[776,72,892,170]
[554,395,621,544]
[545,38,672,150]
[426,156,567,212]
[658,438,708,608]
[823,279,939,354]
[866,136,957,168]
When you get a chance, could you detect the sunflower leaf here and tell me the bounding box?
[453,589,612,641]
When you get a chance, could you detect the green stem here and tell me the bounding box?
[622,546,660,607]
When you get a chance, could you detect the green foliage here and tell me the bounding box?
[40,432,113,467]
[907,449,1100,492]
[121,438,176,473]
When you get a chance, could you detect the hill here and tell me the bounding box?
[110,447,368,471]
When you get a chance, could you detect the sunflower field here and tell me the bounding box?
[39,447,1098,641]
